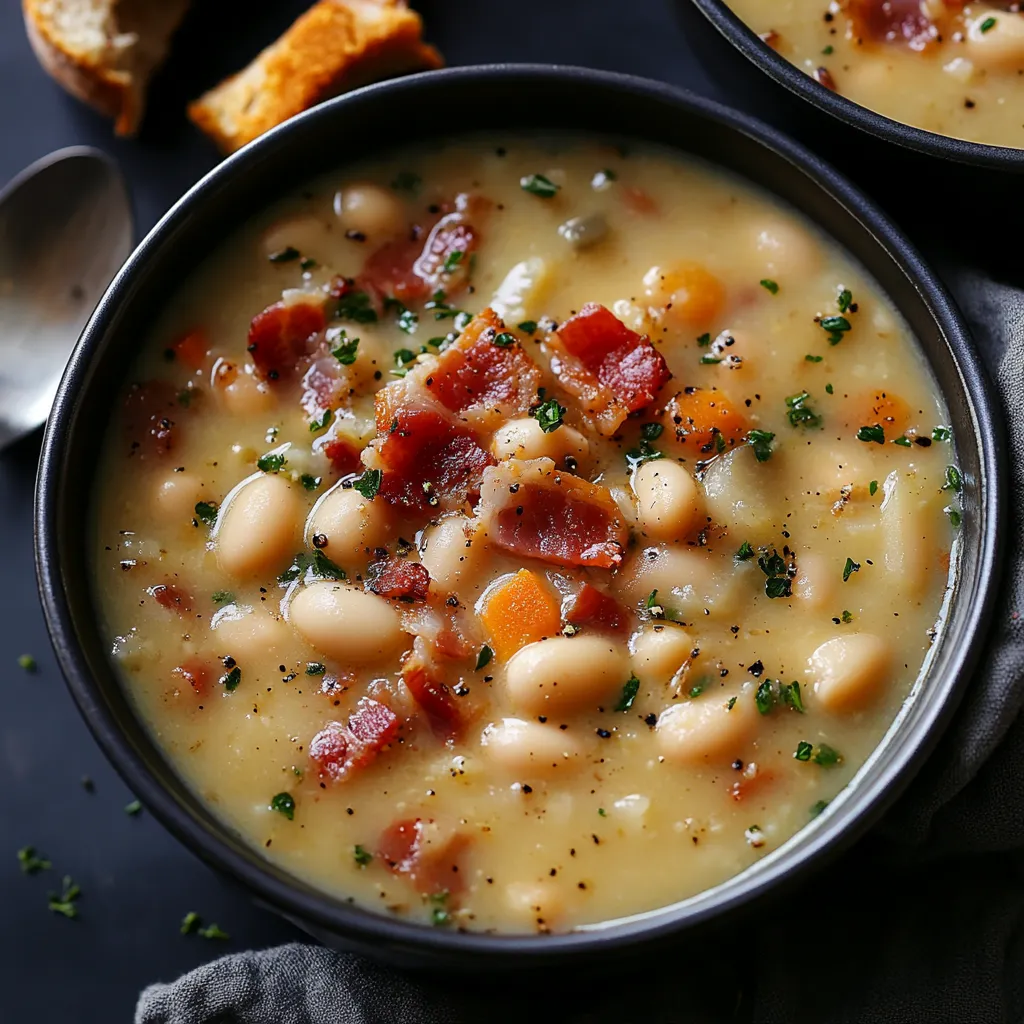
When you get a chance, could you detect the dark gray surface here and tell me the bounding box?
[0,1,1015,1021]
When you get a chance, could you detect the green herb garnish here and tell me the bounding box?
[641,422,664,441]
[841,609,853,623]
[352,469,383,501]
[475,646,493,671]
[194,501,218,525]
[492,332,516,348]
[332,333,360,365]
[760,279,779,294]
[945,466,963,492]
[869,480,878,496]
[814,743,841,767]
[336,289,378,324]
[615,674,640,712]
[757,549,791,599]
[429,891,452,927]
[311,549,345,580]
[810,799,829,817]
[221,666,241,692]
[820,314,851,345]
[257,451,286,473]
[212,591,234,606]
[755,681,775,715]
[842,557,860,583]
[443,250,464,273]
[268,246,300,264]
[531,397,566,433]
[309,409,332,434]
[735,540,755,562]
[47,875,81,919]
[354,845,373,867]
[124,800,142,816]
[786,391,822,429]
[518,320,538,334]
[981,15,997,33]
[300,474,322,491]
[746,428,775,462]
[306,663,326,676]
[520,174,560,198]
[17,654,37,672]
[857,424,885,444]
[17,846,51,874]
[932,425,952,442]
[805,354,823,363]
[270,792,295,821]
[794,741,813,762]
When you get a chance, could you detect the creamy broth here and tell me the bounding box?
[91,136,958,934]
[728,1,1024,148]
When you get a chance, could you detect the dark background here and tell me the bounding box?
[0,2,1016,1021]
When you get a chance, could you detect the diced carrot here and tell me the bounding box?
[664,387,748,457]
[846,389,914,439]
[622,185,658,216]
[173,329,211,371]
[480,569,562,661]
[657,263,725,329]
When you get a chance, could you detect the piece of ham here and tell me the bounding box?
[565,583,630,634]
[366,557,431,602]
[247,299,326,382]
[123,380,181,459]
[308,698,400,782]
[549,303,670,436]
[474,458,629,570]
[845,0,939,50]
[377,817,470,897]
[411,308,542,430]
[401,640,464,739]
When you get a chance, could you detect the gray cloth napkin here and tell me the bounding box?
[137,268,1024,1024]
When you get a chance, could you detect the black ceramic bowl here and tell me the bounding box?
[676,1,1024,240]
[36,65,1004,970]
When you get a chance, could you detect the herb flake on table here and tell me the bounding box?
[17,846,51,874]
[199,923,229,940]
[47,875,81,919]
[17,653,37,672]
[180,911,201,935]
[124,800,142,816]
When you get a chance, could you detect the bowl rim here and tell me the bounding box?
[35,63,1005,961]
[685,0,1024,170]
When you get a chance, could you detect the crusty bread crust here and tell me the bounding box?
[22,0,189,135]
[188,0,443,154]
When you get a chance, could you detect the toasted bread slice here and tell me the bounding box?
[188,0,443,154]
[23,0,190,135]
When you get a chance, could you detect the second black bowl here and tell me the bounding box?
[36,65,1004,969]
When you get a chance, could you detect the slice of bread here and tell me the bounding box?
[188,0,443,154]
[23,0,191,135]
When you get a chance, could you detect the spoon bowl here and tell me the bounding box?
[0,147,132,450]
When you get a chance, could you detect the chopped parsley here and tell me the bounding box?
[814,743,841,767]
[837,288,853,313]
[221,666,242,692]
[354,845,373,867]
[760,279,779,295]
[810,799,829,818]
[194,501,218,525]
[124,800,142,816]
[642,422,664,441]
[758,549,792,599]
[626,438,663,466]
[300,474,322,492]
[180,911,201,935]
[520,174,560,198]
[857,424,885,444]
[822,44,834,55]
[390,171,421,193]
[892,436,912,447]
[805,354,823,363]
[300,257,316,272]
[198,923,229,940]
[531,396,566,433]
[794,741,813,762]
[392,348,417,376]
[212,590,234,605]
[755,681,775,715]
[336,289,378,324]
[384,298,418,335]
[332,333,359,365]
[17,653,37,672]
[429,891,452,927]
[518,320,538,334]
[305,663,326,676]
[309,409,332,434]
[257,451,286,473]
[598,808,607,817]
[726,696,737,711]
[443,250,464,273]
[697,332,712,347]
[746,428,775,462]
[270,792,295,821]
[17,846,51,874]
[944,466,963,493]
[820,314,852,345]
[352,469,383,500]
[615,674,640,712]
[779,681,805,713]
[699,354,723,365]
[735,540,755,562]
[947,506,963,528]
[825,383,834,395]
[980,15,997,33]
[278,553,309,584]
[932,425,952,442]
[842,557,860,583]
[689,678,708,699]
[268,246,300,264]
[786,391,822,429]
[841,609,853,623]
[869,480,878,496]
[475,645,493,671]
[492,331,516,348]
[47,875,81,919]
[311,549,345,580]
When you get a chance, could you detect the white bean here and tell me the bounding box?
[211,605,294,666]
[793,553,837,611]
[489,257,553,323]
[505,637,629,715]
[480,718,583,775]
[491,417,590,465]
[618,544,745,619]
[305,482,391,561]
[748,215,820,278]
[216,473,302,579]
[966,12,1024,71]
[260,213,334,263]
[656,686,758,765]
[221,369,276,418]
[879,470,939,597]
[505,880,565,931]
[630,623,694,686]
[808,633,891,713]
[333,183,406,240]
[701,444,778,539]
[419,514,484,593]
[633,460,703,542]
[151,471,204,524]
[288,582,406,664]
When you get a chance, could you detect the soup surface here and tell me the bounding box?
[92,136,960,934]
[728,0,1024,148]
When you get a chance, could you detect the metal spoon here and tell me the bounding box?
[0,147,133,450]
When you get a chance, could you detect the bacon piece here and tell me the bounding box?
[566,583,629,634]
[378,817,470,897]
[150,583,193,615]
[123,380,180,459]
[476,458,629,570]
[300,356,346,419]
[402,646,462,740]
[846,0,937,50]
[171,657,210,697]
[318,435,363,476]
[247,300,326,382]
[172,328,210,371]
[372,406,495,513]
[358,193,483,305]
[417,308,542,428]
[309,698,399,783]
[367,558,431,602]
[552,303,670,436]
